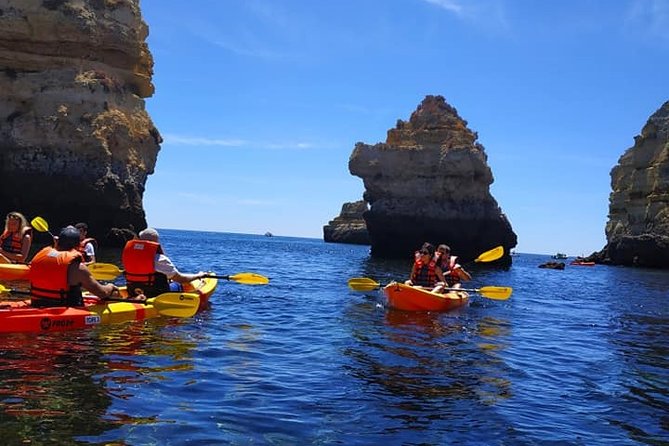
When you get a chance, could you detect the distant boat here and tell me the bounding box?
[552,253,568,259]
[264,232,273,237]
[511,250,518,256]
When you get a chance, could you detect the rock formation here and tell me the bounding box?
[0,0,159,246]
[593,100,669,267]
[323,200,370,245]
[349,95,517,262]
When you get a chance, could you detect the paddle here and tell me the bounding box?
[441,286,512,300]
[87,262,269,284]
[470,245,504,264]
[0,284,200,318]
[30,216,55,238]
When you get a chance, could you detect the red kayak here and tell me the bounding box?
[383,282,469,312]
[570,261,595,266]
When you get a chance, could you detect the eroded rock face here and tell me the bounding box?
[0,0,160,246]
[323,200,370,245]
[349,95,517,261]
[594,100,669,267]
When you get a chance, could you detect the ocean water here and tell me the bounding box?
[0,229,667,445]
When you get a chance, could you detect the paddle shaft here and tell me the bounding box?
[0,289,151,305]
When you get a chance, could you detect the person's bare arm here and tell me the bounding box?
[170,270,206,284]
[456,265,472,281]
[70,263,117,298]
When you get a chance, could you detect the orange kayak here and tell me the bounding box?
[0,277,217,333]
[383,282,469,312]
[0,264,30,281]
[570,261,595,266]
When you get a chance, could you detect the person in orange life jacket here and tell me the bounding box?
[29,226,118,308]
[405,243,447,293]
[75,222,96,265]
[0,211,32,264]
[122,227,207,299]
[436,244,471,289]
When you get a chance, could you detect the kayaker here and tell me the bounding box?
[122,227,207,299]
[435,244,472,289]
[75,222,97,265]
[29,225,118,307]
[405,243,447,293]
[0,211,32,264]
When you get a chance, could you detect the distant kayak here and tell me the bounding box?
[383,282,469,312]
[0,277,217,333]
[570,261,595,266]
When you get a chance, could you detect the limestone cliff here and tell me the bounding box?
[0,0,159,246]
[349,95,517,261]
[595,100,669,267]
[323,200,370,245]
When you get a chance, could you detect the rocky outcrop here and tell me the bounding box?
[0,0,159,246]
[349,95,517,261]
[593,100,669,267]
[323,200,370,245]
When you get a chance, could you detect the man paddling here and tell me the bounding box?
[122,228,206,298]
[30,226,118,307]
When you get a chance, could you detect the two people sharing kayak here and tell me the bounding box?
[405,242,472,293]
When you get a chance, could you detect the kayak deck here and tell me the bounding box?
[0,277,218,333]
[383,282,469,312]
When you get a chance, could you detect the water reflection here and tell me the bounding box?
[0,319,199,445]
[0,332,115,443]
[343,299,513,435]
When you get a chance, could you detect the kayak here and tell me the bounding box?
[0,263,30,281]
[0,277,217,333]
[383,282,469,312]
[570,261,595,266]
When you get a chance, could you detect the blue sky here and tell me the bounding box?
[140,0,668,256]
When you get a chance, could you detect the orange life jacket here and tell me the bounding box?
[0,229,27,255]
[30,247,83,307]
[411,258,438,287]
[122,239,169,297]
[437,253,460,286]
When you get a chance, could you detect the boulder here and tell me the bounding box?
[348,95,517,262]
[593,100,669,267]
[323,200,370,245]
[0,0,159,247]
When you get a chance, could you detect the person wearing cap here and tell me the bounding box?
[121,227,206,298]
[29,225,118,307]
[75,222,97,265]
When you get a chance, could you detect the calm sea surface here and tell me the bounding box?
[0,229,667,445]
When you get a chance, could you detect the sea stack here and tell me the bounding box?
[0,0,160,246]
[323,200,370,245]
[348,95,517,261]
[596,100,669,267]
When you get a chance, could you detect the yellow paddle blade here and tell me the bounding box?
[347,277,381,291]
[88,263,123,281]
[475,246,504,263]
[149,292,200,318]
[227,273,269,285]
[0,284,11,294]
[30,216,49,233]
[478,286,512,300]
